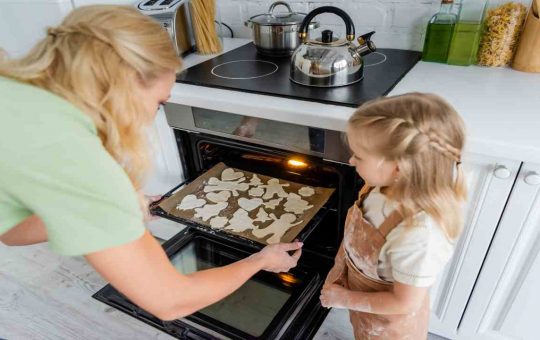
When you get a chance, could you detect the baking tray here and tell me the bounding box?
[153,162,335,245]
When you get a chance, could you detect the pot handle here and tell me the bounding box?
[268,1,293,16]
[298,6,355,42]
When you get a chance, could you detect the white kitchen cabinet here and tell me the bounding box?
[458,162,540,340]
[429,153,521,339]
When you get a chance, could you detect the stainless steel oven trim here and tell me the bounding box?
[163,102,351,164]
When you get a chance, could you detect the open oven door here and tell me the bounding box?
[93,172,335,339]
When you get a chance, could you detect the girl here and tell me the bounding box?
[0,5,301,323]
[320,93,466,339]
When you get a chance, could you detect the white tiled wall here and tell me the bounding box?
[217,0,442,51]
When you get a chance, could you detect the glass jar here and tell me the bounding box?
[447,0,488,65]
[422,0,459,63]
[476,0,529,66]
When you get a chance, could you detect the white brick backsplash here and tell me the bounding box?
[217,0,441,50]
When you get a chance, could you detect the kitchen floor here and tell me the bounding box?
[0,220,449,340]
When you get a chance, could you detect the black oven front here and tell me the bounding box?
[93,104,360,339]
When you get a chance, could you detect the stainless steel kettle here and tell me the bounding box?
[290,6,377,87]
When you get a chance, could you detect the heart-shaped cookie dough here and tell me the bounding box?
[176,194,206,210]
[222,168,244,181]
[238,197,263,212]
[206,191,231,203]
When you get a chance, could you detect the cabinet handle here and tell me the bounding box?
[524,172,540,186]
[493,166,511,179]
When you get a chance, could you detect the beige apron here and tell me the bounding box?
[325,185,430,340]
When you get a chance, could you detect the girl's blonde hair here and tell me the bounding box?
[349,93,466,240]
[0,5,182,194]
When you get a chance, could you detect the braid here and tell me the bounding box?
[417,127,461,162]
[362,114,462,162]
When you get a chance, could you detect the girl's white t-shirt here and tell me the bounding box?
[361,187,455,287]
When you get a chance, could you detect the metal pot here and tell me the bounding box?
[245,1,318,57]
[290,6,376,87]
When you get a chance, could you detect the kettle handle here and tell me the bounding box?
[298,6,355,42]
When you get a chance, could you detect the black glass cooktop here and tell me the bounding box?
[176,43,421,108]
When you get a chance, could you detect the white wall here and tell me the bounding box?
[218,0,442,51]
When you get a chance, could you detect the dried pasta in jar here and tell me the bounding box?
[477,2,528,67]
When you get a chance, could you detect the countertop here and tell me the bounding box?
[171,38,540,164]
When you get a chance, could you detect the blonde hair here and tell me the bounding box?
[348,93,467,240]
[0,5,182,196]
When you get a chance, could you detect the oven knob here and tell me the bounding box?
[493,165,511,179]
[524,172,540,186]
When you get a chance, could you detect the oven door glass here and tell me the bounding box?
[167,233,319,339]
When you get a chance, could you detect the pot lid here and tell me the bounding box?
[249,1,309,26]
[249,12,306,25]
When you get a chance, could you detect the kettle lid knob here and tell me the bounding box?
[321,30,334,43]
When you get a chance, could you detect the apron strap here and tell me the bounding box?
[356,184,373,205]
[378,209,405,238]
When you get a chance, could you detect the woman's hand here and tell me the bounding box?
[320,283,351,309]
[251,241,303,273]
[144,195,162,221]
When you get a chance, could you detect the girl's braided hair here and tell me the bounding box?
[348,93,466,239]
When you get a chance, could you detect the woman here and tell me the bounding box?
[0,5,302,321]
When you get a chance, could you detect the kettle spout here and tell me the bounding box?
[356,31,376,56]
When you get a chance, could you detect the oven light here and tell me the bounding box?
[287,158,308,169]
[278,272,299,286]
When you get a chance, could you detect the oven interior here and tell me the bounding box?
[171,129,359,257]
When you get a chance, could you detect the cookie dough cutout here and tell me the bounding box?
[248,187,264,197]
[209,216,228,229]
[206,191,231,203]
[248,174,262,186]
[194,202,228,221]
[263,198,283,210]
[254,207,272,223]
[284,193,314,214]
[252,213,302,244]
[204,177,249,197]
[260,178,290,199]
[238,197,263,212]
[177,194,206,210]
[225,209,257,232]
[221,168,244,181]
[298,186,315,197]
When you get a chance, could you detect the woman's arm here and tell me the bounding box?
[0,215,48,246]
[320,281,428,315]
[86,230,302,321]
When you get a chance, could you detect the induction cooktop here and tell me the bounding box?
[176,43,421,108]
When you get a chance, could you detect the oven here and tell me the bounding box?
[93,103,361,339]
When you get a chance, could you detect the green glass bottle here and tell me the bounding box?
[422,0,458,63]
[447,0,486,65]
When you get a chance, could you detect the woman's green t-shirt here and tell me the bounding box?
[0,76,145,256]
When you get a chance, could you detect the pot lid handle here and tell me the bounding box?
[299,6,355,42]
[268,1,293,16]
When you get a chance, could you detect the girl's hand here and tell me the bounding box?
[320,283,350,309]
[252,241,303,273]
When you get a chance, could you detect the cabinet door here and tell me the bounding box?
[429,154,521,339]
[458,162,540,340]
